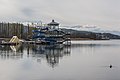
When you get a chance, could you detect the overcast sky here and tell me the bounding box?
[0,0,120,30]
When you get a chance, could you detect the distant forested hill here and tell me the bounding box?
[61,28,120,40]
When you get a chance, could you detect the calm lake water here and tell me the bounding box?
[0,40,120,80]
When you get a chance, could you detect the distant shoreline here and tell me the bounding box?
[0,37,116,42]
[70,38,93,40]
[70,38,111,40]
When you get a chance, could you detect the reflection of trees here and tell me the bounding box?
[0,45,23,59]
[32,44,71,68]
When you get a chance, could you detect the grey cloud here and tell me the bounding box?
[0,0,120,30]
[21,8,34,16]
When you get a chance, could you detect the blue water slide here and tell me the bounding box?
[33,32,45,39]
[44,38,57,42]
[41,27,49,30]
[32,30,45,34]
[33,35,45,39]
[32,29,46,39]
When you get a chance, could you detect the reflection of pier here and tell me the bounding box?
[31,44,71,67]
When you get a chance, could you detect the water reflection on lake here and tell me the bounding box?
[0,40,120,80]
[0,44,71,67]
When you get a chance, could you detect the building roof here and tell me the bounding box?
[47,20,59,26]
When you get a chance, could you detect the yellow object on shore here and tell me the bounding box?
[9,36,20,44]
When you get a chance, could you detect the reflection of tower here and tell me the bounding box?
[45,45,71,68]
[31,44,71,68]
[46,49,59,68]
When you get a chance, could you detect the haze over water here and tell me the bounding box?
[0,40,120,80]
